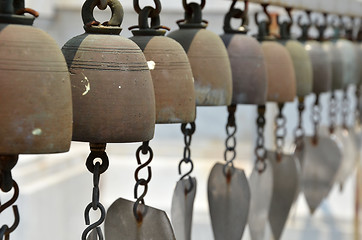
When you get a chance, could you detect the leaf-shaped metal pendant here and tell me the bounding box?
[207,163,250,240]
[268,151,300,240]
[171,178,197,240]
[302,135,342,214]
[105,198,176,240]
[335,128,358,186]
[248,159,273,240]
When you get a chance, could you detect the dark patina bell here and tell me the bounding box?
[0,1,72,155]
[220,2,267,105]
[129,1,195,124]
[62,0,155,143]
[168,0,232,106]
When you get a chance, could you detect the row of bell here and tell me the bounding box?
[1,0,361,156]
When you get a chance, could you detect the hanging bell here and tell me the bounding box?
[256,11,296,103]
[129,0,195,124]
[167,0,232,106]
[0,0,72,155]
[220,1,268,105]
[61,0,155,143]
[278,11,313,98]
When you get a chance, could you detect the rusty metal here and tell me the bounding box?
[105,198,176,240]
[62,0,155,143]
[207,163,250,240]
[129,1,195,124]
[168,1,232,106]
[171,178,196,240]
[0,17,72,155]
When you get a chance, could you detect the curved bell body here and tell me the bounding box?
[304,41,332,94]
[62,34,155,143]
[221,34,268,105]
[261,41,296,103]
[356,43,362,86]
[168,29,232,106]
[130,36,196,124]
[336,39,359,88]
[0,23,72,154]
[323,42,343,91]
[283,40,313,97]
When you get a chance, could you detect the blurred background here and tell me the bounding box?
[0,0,361,239]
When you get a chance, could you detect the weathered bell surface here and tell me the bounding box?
[304,41,332,94]
[129,10,195,124]
[220,3,267,105]
[0,5,72,154]
[284,40,313,97]
[335,39,359,87]
[168,1,232,106]
[62,0,155,143]
[322,42,343,90]
[261,41,296,103]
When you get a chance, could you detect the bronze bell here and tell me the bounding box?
[167,0,232,106]
[62,0,155,143]
[277,13,313,98]
[322,42,343,91]
[256,14,296,103]
[0,1,72,155]
[336,39,359,88]
[220,1,267,105]
[129,1,195,124]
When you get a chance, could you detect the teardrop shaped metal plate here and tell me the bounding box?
[302,135,342,214]
[171,178,197,240]
[207,163,250,240]
[267,151,300,240]
[248,160,273,240]
[105,198,176,240]
[335,128,358,186]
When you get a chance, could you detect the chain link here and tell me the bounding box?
[311,94,321,144]
[223,105,237,177]
[178,122,196,194]
[82,144,109,240]
[275,104,286,162]
[0,181,20,240]
[255,105,267,173]
[342,88,350,130]
[294,97,305,151]
[329,91,338,134]
[133,141,153,222]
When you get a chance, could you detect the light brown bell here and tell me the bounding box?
[167,3,232,106]
[129,9,195,124]
[221,34,268,105]
[304,41,332,94]
[62,0,155,143]
[261,41,296,103]
[0,11,72,154]
[322,42,343,91]
[284,40,313,97]
[336,39,359,87]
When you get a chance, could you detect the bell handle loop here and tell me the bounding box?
[223,0,249,34]
[133,0,161,17]
[183,0,205,11]
[82,0,124,34]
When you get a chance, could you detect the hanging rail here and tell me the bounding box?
[232,0,362,18]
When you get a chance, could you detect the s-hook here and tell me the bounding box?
[223,105,237,178]
[0,181,20,240]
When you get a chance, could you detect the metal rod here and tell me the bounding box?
[232,0,362,18]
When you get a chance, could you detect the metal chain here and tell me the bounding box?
[311,94,321,144]
[178,122,196,194]
[223,105,237,178]
[255,105,267,173]
[0,181,20,240]
[356,86,361,126]
[82,144,109,240]
[294,97,305,151]
[342,88,350,130]
[275,103,286,162]
[133,141,153,222]
[329,91,338,134]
